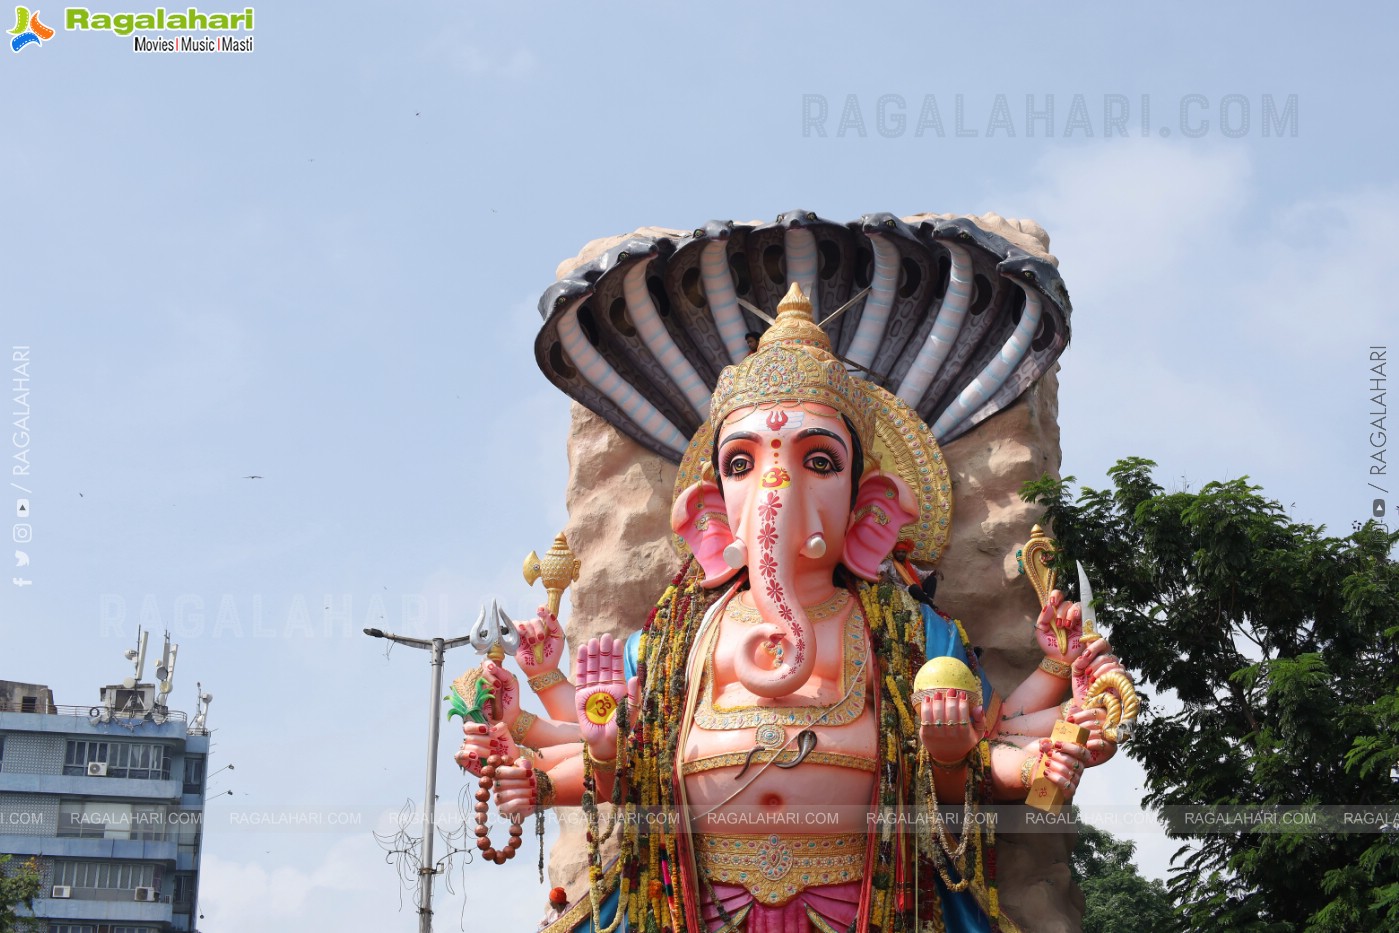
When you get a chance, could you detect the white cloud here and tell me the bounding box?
[1017,140,1253,293]
[424,26,538,80]
[989,140,1386,528]
[1232,186,1399,364]
[202,824,561,929]
[200,838,366,927]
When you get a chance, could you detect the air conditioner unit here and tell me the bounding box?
[134,886,156,902]
[50,885,72,898]
[87,761,109,776]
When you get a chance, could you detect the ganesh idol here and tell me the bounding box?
[456,211,1131,932]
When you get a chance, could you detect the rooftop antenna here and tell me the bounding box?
[190,682,212,734]
[153,631,178,723]
[123,628,149,689]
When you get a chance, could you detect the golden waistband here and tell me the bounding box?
[694,832,867,907]
[681,749,877,777]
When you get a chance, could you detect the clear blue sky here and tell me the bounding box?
[3,2,1394,929]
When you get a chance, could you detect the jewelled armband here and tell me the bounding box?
[1020,754,1037,789]
[528,669,567,693]
[930,755,970,772]
[510,710,538,746]
[1039,657,1073,679]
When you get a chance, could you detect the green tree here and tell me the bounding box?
[1024,458,1399,932]
[0,854,41,932]
[1070,809,1177,933]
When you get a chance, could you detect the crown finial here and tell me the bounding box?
[759,282,830,352]
[709,281,874,447]
[777,282,811,316]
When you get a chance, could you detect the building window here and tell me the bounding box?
[182,756,204,794]
[173,819,201,855]
[52,860,157,895]
[172,871,195,907]
[63,741,171,780]
[58,800,110,838]
[63,740,108,775]
[49,928,157,933]
[108,742,171,780]
[58,801,168,841]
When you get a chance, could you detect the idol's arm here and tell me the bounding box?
[478,661,582,748]
[492,744,636,814]
[529,674,578,723]
[995,637,1124,738]
[514,607,578,721]
[922,736,1066,803]
[987,739,1088,801]
[994,682,1068,737]
[516,714,582,750]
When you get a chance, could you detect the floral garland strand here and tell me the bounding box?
[611,559,711,933]
[577,559,700,933]
[582,693,634,933]
[858,578,999,933]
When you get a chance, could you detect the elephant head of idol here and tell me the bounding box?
[671,284,917,698]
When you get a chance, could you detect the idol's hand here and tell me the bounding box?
[516,607,566,678]
[1035,590,1084,662]
[492,757,538,817]
[1036,735,1091,799]
[918,689,987,765]
[1071,637,1125,705]
[1068,706,1118,767]
[481,660,520,726]
[455,721,518,778]
[573,634,638,760]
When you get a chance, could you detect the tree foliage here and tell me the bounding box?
[1023,458,1399,932]
[1070,809,1177,933]
[0,854,41,933]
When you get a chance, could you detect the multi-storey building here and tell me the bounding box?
[0,671,212,933]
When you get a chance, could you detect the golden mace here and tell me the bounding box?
[521,533,581,662]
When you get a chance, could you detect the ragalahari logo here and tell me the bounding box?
[9,6,53,51]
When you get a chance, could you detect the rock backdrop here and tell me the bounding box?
[547,214,1082,932]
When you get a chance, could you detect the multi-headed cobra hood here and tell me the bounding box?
[533,209,1072,464]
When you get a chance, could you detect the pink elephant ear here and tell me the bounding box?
[671,480,740,586]
[842,471,918,581]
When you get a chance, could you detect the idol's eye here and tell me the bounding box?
[721,451,754,477]
[804,446,845,475]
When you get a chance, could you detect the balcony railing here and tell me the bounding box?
[0,702,189,726]
[48,886,170,903]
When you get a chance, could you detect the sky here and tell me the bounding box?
[2,2,1395,929]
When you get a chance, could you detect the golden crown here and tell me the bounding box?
[708,283,877,448]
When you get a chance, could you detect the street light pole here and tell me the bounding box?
[365,627,473,933]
